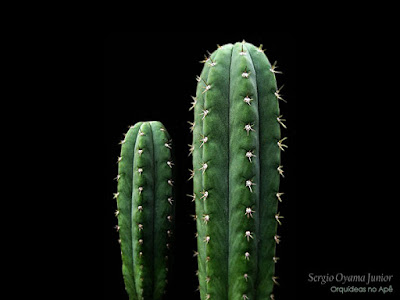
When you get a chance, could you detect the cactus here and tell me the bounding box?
[191,41,286,300]
[115,121,175,300]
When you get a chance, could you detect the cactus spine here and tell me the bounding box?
[192,41,285,300]
[116,121,175,300]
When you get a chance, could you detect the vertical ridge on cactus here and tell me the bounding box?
[193,42,284,300]
[116,121,175,300]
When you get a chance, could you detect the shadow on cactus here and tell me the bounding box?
[115,121,175,300]
[190,41,287,300]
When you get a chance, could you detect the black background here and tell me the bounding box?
[104,32,399,299]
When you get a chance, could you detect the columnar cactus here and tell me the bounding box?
[191,41,286,300]
[115,121,175,300]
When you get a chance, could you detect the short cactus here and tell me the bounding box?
[115,121,175,300]
[191,41,286,300]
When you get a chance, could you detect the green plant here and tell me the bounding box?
[190,41,286,300]
[115,121,175,300]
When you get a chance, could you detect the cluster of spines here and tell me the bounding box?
[189,41,287,300]
[115,121,175,300]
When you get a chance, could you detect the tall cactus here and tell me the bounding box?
[115,121,175,300]
[191,41,286,300]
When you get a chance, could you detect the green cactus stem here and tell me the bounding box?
[115,121,175,300]
[191,41,286,300]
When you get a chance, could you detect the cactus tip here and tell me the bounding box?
[275,212,284,225]
[272,276,280,286]
[204,235,210,244]
[277,115,287,128]
[200,190,209,200]
[257,44,266,53]
[203,214,210,224]
[244,124,255,135]
[202,83,211,94]
[243,95,253,105]
[245,150,256,162]
[245,230,254,241]
[245,179,255,192]
[189,96,197,111]
[275,84,287,102]
[239,44,246,56]
[187,193,196,202]
[245,207,255,218]
[270,61,283,74]
[199,162,208,174]
[276,192,284,202]
[200,109,209,119]
[277,165,285,177]
[188,144,194,156]
[277,137,288,151]
[242,69,250,78]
